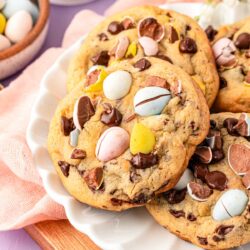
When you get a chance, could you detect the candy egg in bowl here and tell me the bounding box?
[0,0,49,80]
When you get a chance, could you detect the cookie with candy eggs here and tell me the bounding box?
[147,112,250,249]
[67,5,219,107]
[207,17,250,112]
[48,57,209,211]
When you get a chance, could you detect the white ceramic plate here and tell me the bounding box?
[26,3,250,250]
[50,0,97,6]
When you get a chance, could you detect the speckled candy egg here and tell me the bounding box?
[0,33,10,51]
[134,86,171,116]
[212,189,248,221]
[5,10,33,43]
[96,127,130,162]
[3,0,39,21]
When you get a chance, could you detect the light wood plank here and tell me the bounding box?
[25,220,100,250]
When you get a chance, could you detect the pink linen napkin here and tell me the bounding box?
[0,1,201,230]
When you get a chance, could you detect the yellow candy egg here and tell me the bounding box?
[125,41,137,58]
[0,13,6,34]
[85,67,108,92]
[130,123,155,155]
[244,82,250,87]
[192,75,206,94]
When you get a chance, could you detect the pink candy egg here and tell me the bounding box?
[139,36,159,56]
[5,10,33,43]
[96,127,130,162]
[212,38,236,67]
[0,34,10,51]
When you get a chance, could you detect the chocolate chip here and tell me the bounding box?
[233,113,250,137]
[223,118,239,136]
[131,193,149,204]
[235,33,250,50]
[185,25,191,32]
[179,37,197,54]
[210,120,217,129]
[154,54,173,64]
[61,116,75,136]
[144,75,170,89]
[121,17,134,30]
[187,213,197,221]
[130,153,158,169]
[98,33,109,41]
[58,161,71,177]
[71,149,86,159]
[111,198,123,206]
[75,96,95,129]
[215,225,234,236]
[107,21,124,35]
[91,51,110,66]
[212,235,224,242]
[219,77,227,89]
[169,209,185,218]
[163,189,186,204]
[101,104,122,126]
[134,58,151,71]
[205,25,218,41]
[138,17,164,41]
[197,236,208,245]
[193,163,209,182]
[194,146,212,164]
[246,50,250,58]
[212,150,225,162]
[205,171,228,191]
[83,167,104,191]
[168,26,179,43]
[189,181,213,200]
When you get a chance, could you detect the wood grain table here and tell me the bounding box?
[25,220,100,250]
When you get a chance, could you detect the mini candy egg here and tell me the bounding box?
[0,33,10,51]
[5,10,33,43]
[174,169,193,190]
[134,87,171,116]
[0,12,6,33]
[0,0,6,10]
[96,127,130,162]
[85,66,108,92]
[103,70,132,100]
[212,38,236,67]
[3,0,39,22]
[70,128,80,147]
[139,36,158,56]
[212,189,248,221]
[130,123,155,155]
[125,41,137,58]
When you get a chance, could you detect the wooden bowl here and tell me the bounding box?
[0,0,50,80]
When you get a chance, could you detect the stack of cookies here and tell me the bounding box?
[47,6,250,249]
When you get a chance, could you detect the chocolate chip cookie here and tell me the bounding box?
[67,5,219,107]
[208,17,250,112]
[48,57,209,211]
[147,112,250,249]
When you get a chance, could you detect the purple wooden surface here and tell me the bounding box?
[0,1,115,250]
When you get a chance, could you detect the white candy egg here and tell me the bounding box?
[87,65,106,75]
[134,86,171,116]
[175,169,193,190]
[103,70,132,100]
[0,34,11,51]
[3,0,39,21]
[138,36,159,56]
[212,189,248,221]
[5,10,33,43]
